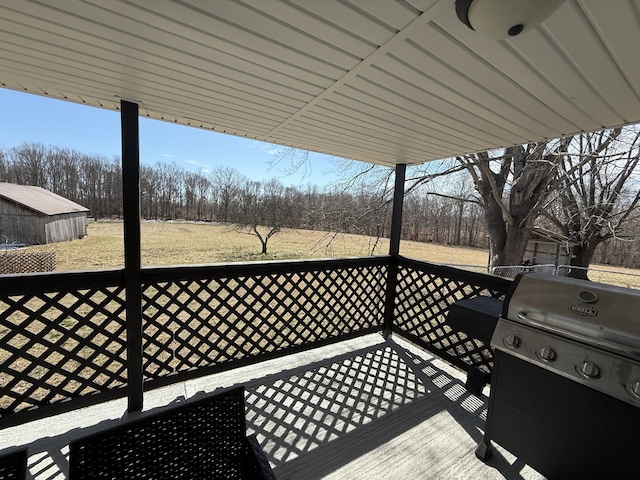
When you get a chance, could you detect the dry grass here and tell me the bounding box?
[26,220,488,270]
[24,220,640,288]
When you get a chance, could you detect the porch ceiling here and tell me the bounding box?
[1,1,639,167]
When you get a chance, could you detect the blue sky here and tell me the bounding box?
[0,88,343,186]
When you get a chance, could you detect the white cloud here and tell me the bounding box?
[157,153,210,169]
[184,158,210,168]
[247,141,279,155]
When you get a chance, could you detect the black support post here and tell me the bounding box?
[121,100,143,412]
[383,164,406,338]
[388,164,406,256]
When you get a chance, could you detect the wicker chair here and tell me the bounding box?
[0,448,27,480]
[69,386,275,479]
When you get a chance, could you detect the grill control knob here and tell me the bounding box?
[578,361,601,379]
[537,346,556,362]
[628,380,640,399]
[503,334,520,349]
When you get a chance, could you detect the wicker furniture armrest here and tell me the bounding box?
[0,447,27,480]
[245,435,277,480]
[69,386,275,479]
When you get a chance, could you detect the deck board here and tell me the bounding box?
[244,336,543,480]
[1,334,544,479]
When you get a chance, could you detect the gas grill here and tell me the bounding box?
[476,273,640,479]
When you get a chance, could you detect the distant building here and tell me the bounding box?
[0,183,89,245]
[524,227,578,267]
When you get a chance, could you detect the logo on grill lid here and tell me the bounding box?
[569,304,598,317]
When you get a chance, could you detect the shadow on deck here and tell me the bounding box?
[4,335,543,480]
[244,336,542,480]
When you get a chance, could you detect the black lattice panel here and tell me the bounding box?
[393,261,510,374]
[142,263,387,379]
[0,286,127,417]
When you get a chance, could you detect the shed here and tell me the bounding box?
[523,227,578,267]
[0,183,89,245]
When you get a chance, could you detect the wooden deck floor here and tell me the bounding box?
[2,334,544,479]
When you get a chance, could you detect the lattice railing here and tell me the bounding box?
[0,255,511,426]
[141,258,388,383]
[0,251,56,274]
[393,257,511,376]
[0,270,126,420]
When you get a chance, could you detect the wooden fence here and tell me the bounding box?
[0,251,55,274]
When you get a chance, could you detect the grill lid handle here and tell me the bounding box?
[516,311,640,358]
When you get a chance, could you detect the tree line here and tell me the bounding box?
[1,140,639,267]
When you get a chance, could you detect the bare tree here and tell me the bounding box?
[193,174,213,221]
[544,127,640,271]
[210,166,244,223]
[455,139,573,268]
[234,179,292,255]
[267,146,313,181]
[411,171,478,246]
[140,164,160,219]
[46,147,81,203]
[7,142,49,187]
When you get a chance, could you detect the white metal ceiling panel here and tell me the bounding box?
[543,1,640,123]
[1,0,638,166]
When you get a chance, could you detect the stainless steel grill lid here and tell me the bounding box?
[504,273,640,356]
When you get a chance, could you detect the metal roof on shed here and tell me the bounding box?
[0,183,90,216]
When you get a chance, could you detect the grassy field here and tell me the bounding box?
[25,221,489,270]
[25,220,640,288]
